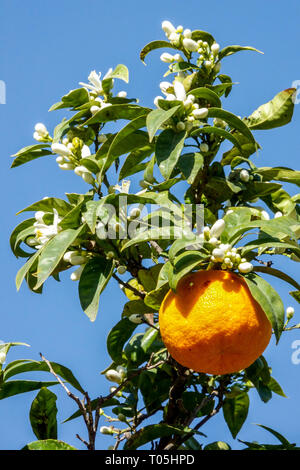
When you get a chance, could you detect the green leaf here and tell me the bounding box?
[207,108,255,144]
[63,398,119,423]
[255,167,300,186]
[221,132,259,166]
[256,424,292,447]
[244,273,285,343]
[177,152,204,184]
[11,144,52,168]
[253,266,300,291]
[219,45,263,60]
[16,248,45,291]
[35,227,84,290]
[187,87,221,107]
[17,197,72,217]
[107,115,148,163]
[267,377,286,397]
[223,393,249,439]
[0,380,57,400]
[106,64,129,83]
[209,82,237,97]
[169,251,205,291]
[10,218,35,258]
[246,88,296,130]
[290,291,300,304]
[140,40,178,63]
[107,318,137,364]
[23,439,76,450]
[155,129,186,180]
[191,30,215,46]
[124,424,190,450]
[146,105,181,142]
[30,388,57,440]
[4,360,85,394]
[83,104,151,126]
[49,88,89,111]
[204,441,231,450]
[78,257,113,321]
[122,299,156,317]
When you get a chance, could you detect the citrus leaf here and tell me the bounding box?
[219,45,263,60]
[140,40,178,63]
[107,64,129,83]
[223,392,249,439]
[187,87,221,107]
[29,388,58,440]
[0,381,57,400]
[244,273,285,343]
[191,126,243,153]
[255,424,292,447]
[207,108,255,144]
[83,104,151,126]
[78,257,114,322]
[191,30,215,46]
[107,318,137,364]
[146,105,181,142]
[23,439,76,450]
[255,167,300,186]
[246,88,296,130]
[155,128,186,180]
[11,145,52,168]
[124,423,190,450]
[253,266,300,292]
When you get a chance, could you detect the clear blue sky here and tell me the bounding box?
[0,0,299,450]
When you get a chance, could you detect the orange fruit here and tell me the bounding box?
[159,270,272,375]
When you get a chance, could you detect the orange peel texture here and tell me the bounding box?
[159,270,272,375]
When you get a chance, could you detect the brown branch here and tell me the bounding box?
[112,273,145,299]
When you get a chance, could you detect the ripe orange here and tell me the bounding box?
[159,270,272,375]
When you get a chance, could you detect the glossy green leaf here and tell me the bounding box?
[246,88,296,130]
[83,104,151,126]
[221,132,259,166]
[30,388,57,440]
[169,251,205,291]
[187,87,222,107]
[10,218,36,258]
[124,423,190,450]
[207,108,255,144]
[23,439,76,450]
[140,40,178,63]
[16,248,45,291]
[108,115,148,160]
[177,152,204,184]
[4,360,85,394]
[219,45,263,60]
[119,145,153,180]
[223,393,249,439]
[253,266,300,291]
[49,88,89,111]
[255,167,300,186]
[155,129,186,180]
[244,273,285,343]
[35,227,84,290]
[11,145,52,168]
[204,441,231,450]
[107,64,129,83]
[78,257,114,321]
[107,318,137,364]
[256,424,292,447]
[191,126,243,153]
[290,291,300,304]
[191,30,215,46]
[146,105,181,142]
[0,380,57,400]
[17,197,72,217]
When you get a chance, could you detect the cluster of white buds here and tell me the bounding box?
[154,79,209,134]
[52,140,96,185]
[105,366,127,384]
[33,123,50,142]
[161,21,221,73]
[63,251,89,282]
[33,209,62,249]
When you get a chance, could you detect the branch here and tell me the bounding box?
[112,273,146,299]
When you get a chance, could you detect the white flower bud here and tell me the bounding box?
[226,209,234,215]
[261,210,270,221]
[105,369,122,384]
[211,43,220,55]
[192,107,208,119]
[212,248,226,262]
[0,352,6,364]
[117,265,127,275]
[34,123,48,135]
[116,366,127,378]
[162,20,176,37]
[204,60,212,69]
[274,211,283,218]
[173,53,183,62]
[52,142,72,157]
[56,156,66,164]
[128,314,144,324]
[117,91,127,98]
[90,105,100,115]
[70,265,85,281]
[240,169,250,182]
[129,207,141,219]
[238,262,253,274]
[173,81,186,101]
[200,143,209,153]
[82,172,94,184]
[213,62,221,74]
[209,237,219,246]
[176,121,186,132]
[33,132,44,142]
[160,52,175,63]
[169,32,180,45]
[183,28,192,38]
[59,163,74,170]
[286,306,295,319]
[100,426,114,435]
[210,219,226,238]
[183,38,199,52]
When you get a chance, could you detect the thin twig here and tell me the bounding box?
[112,273,145,299]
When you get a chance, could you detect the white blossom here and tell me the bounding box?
[34,209,61,247]
[52,142,72,158]
[160,52,175,63]
[117,91,127,98]
[238,262,253,274]
[210,219,226,238]
[70,265,85,281]
[79,70,103,95]
[161,20,176,37]
[182,38,199,52]
[173,81,186,101]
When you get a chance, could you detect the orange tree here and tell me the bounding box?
[5,20,300,450]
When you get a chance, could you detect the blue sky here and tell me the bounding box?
[0,0,299,450]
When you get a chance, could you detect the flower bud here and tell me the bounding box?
[183,28,192,38]
[213,62,221,74]
[33,131,44,142]
[240,169,250,182]
[162,20,176,37]
[160,52,174,63]
[70,265,85,281]
[52,142,71,157]
[98,134,108,143]
[117,265,127,275]
[173,53,183,62]
[274,211,283,218]
[261,210,270,221]
[128,314,143,324]
[117,91,127,98]
[176,121,186,132]
[0,352,6,364]
[90,105,100,115]
[183,38,199,52]
[118,413,127,422]
[200,143,209,153]
[238,262,253,274]
[209,237,219,247]
[82,172,94,184]
[59,163,74,170]
[34,123,48,135]
[100,426,114,435]
[210,219,226,238]
[56,156,66,164]
[192,107,208,119]
[129,207,141,219]
[169,32,180,45]
[105,369,122,384]
[211,43,220,55]
[212,248,226,262]
[116,365,127,379]
[159,81,173,95]
[286,306,295,320]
